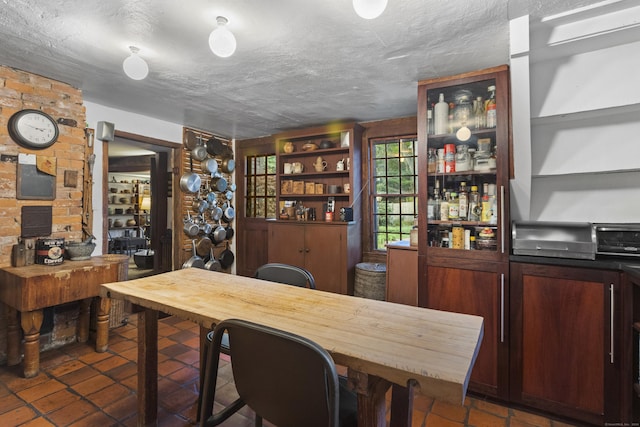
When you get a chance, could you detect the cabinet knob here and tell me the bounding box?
[298,248,304,253]
[305,248,310,253]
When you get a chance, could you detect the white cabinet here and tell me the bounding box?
[510,2,640,222]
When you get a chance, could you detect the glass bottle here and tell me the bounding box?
[434,93,449,135]
[440,190,450,221]
[474,96,485,129]
[481,183,492,222]
[448,192,459,220]
[485,86,497,128]
[427,148,436,173]
[432,181,442,220]
[455,144,470,172]
[458,182,468,220]
[427,103,434,135]
[468,185,480,221]
[453,90,473,131]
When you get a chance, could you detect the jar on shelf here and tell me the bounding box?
[455,144,471,172]
[452,90,473,131]
[427,148,436,173]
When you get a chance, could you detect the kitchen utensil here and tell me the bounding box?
[224,190,233,200]
[225,225,234,240]
[206,191,217,204]
[182,240,205,269]
[302,142,318,151]
[180,156,202,194]
[201,157,219,174]
[206,137,225,156]
[313,156,327,172]
[219,247,235,269]
[191,142,208,161]
[184,131,199,150]
[222,205,235,223]
[211,174,228,192]
[220,157,235,173]
[195,236,213,257]
[204,247,222,271]
[211,221,227,245]
[183,212,200,237]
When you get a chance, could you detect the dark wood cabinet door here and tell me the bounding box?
[386,246,418,306]
[426,263,507,398]
[304,224,346,294]
[510,263,621,426]
[267,222,305,267]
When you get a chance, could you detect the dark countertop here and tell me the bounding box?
[510,254,640,273]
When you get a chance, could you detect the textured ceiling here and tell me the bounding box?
[0,0,602,140]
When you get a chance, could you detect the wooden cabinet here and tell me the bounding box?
[510,262,623,426]
[424,257,508,398]
[416,66,512,399]
[385,241,417,306]
[274,123,362,223]
[267,221,359,295]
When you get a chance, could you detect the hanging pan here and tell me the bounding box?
[182,240,205,269]
[220,157,235,174]
[195,235,213,257]
[179,156,201,194]
[219,247,235,269]
[184,131,199,150]
[206,137,225,156]
[204,247,222,271]
[191,136,208,161]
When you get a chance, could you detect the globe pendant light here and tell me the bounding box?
[122,46,149,80]
[353,0,388,19]
[209,16,237,58]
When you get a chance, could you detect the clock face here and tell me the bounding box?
[8,109,59,149]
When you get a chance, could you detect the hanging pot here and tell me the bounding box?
[195,236,213,257]
[182,240,205,269]
[225,225,234,240]
[222,205,235,223]
[211,222,227,245]
[204,247,222,271]
[191,143,208,162]
[220,157,235,173]
[206,191,217,204]
[179,156,202,194]
[228,183,237,192]
[200,158,219,175]
[206,137,225,156]
[211,174,228,192]
[219,248,235,269]
[210,205,223,222]
[183,212,200,237]
[192,195,209,214]
[184,131,199,150]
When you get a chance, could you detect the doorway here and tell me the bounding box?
[103,130,181,274]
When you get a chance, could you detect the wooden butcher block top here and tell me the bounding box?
[101,268,483,405]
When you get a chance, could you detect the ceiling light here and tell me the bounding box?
[122,46,149,80]
[353,0,388,19]
[209,16,236,58]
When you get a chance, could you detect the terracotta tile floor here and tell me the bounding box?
[0,313,580,427]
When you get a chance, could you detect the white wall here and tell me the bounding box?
[84,101,183,254]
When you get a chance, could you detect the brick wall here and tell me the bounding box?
[0,65,88,363]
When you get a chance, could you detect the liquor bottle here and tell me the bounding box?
[468,185,480,221]
[440,190,449,221]
[434,93,449,135]
[448,192,459,220]
[427,103,434,135]
[485,86,496,128]
[431,180,441,220]
[481,183,491,222]
[458,182,468,220]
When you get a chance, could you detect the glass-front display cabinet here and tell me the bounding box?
[417,65,511,263]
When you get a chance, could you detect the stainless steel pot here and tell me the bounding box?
[183,212,199,237]
[211,221,227,245]
[179,157,201,194]
[204,247,222,271]
[182,240,205,269]
[220,157,235,173]
[201,158,219,175]
[222,205,235,223]
[191,143,208,161]
[211,174,227,193]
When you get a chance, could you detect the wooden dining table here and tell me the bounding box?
[100,268,483,427]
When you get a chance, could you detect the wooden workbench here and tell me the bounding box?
[0,254,128,377]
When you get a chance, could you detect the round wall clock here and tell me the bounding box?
[8,109,59,149]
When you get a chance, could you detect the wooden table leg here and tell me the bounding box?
[138,308,158,426]
[390,380,416,427]
[348,370,391,427]
[6,305,21,366]
[95,296,111,352]
[20,309,43,378]
[77,298,91,343]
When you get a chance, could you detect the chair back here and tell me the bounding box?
[254,263,316,289]
[206,319,339,427]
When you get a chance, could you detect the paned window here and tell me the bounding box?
[370,136,418,250]
[246,154,277,218]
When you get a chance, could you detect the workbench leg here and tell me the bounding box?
[138,308,158,426]
[77,298,91,343]
[6,305,21,366]
[390,381,416,427]
[95,296,111,352]
[20,310,43,378]
[348,370,391,427]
